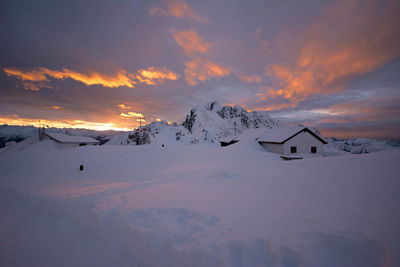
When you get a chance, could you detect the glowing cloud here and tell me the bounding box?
[4,66,179,90]
[265,0,400,106]
[185,57,231,86]
[135,67,179,85]
[118,104,131,110]
[120,112,144,118]
[4,67,48,81]
[52,106,62,110]
[149,0,207,22]
[4,67,136,88]
[171,29,210,55]
[238,74,262,83]
[170,28,231,85]
[0,116,132,131]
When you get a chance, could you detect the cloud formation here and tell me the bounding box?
[135,67,179,85]
[171,29,210,55]
[120,112,145,118]
[171,28,231,85]
[117,104,131,110]
[265,0,400,106]
[4,66,179,89]
[149,0,207,22]
[184,57,231,86]
[0,116,132,131]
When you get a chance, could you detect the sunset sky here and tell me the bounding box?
[1,0,399,139]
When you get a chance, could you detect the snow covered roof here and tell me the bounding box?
[45,132,100,144]
[219,135,240,143]
[258,126,327,144]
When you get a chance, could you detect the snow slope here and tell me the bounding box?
[0,124,124,147]
[0,140,399,266]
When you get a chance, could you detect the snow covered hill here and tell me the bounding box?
[0,124,125,147]
[326,138,397,154]
[1,138,399,266]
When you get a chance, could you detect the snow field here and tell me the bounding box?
[0,140,399,266]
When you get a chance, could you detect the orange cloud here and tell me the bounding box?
[171,29,210,55]
[149,0,207,22]
[0,116,132,131]
[238,74,262,83]
[118,104,131,110]
[120,112,144,118]
[4,66,179,90]
[4,67,136,88]
[185,57,231,85]
[52,106,62,110]
[135,67,179,85]
[21,82,42,91]
[170,28,231,85]
[4,67,48,81]
[265,0,400,106]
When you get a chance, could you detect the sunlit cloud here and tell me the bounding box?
[4,66,179,90]
[120,112,144,118]
[149,0,208,22]
[185,57,231,86]
[0,116,131,131]
[171,29,210,55]
[20,82,42,91]
[170,29,231,85]
[238,74,262,83]
[264,0,400,107]
[4,67,136,88]
[135,67,179,85]
[117,104,131,110]
[52,106,62,110]
[4,68,48,81]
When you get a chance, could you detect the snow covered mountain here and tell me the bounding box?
[182,101,278,143]
[107,101,278,146]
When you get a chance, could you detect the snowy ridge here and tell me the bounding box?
[182,101,278,143]
[326,138,396,154]
[109,101,278,146]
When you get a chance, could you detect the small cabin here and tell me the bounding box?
[258,126,327,156]
[41,132,100,148]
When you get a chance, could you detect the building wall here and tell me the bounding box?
[57,143,80,149]
[283,131,324,155]
[259,143,283,154]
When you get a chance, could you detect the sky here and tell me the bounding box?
[0,0,399,139]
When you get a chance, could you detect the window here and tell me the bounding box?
[290,146,297,153]
[311,146,317,153]
[79,143,86,146]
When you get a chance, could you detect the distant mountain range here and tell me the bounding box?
[0,124,123,148]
